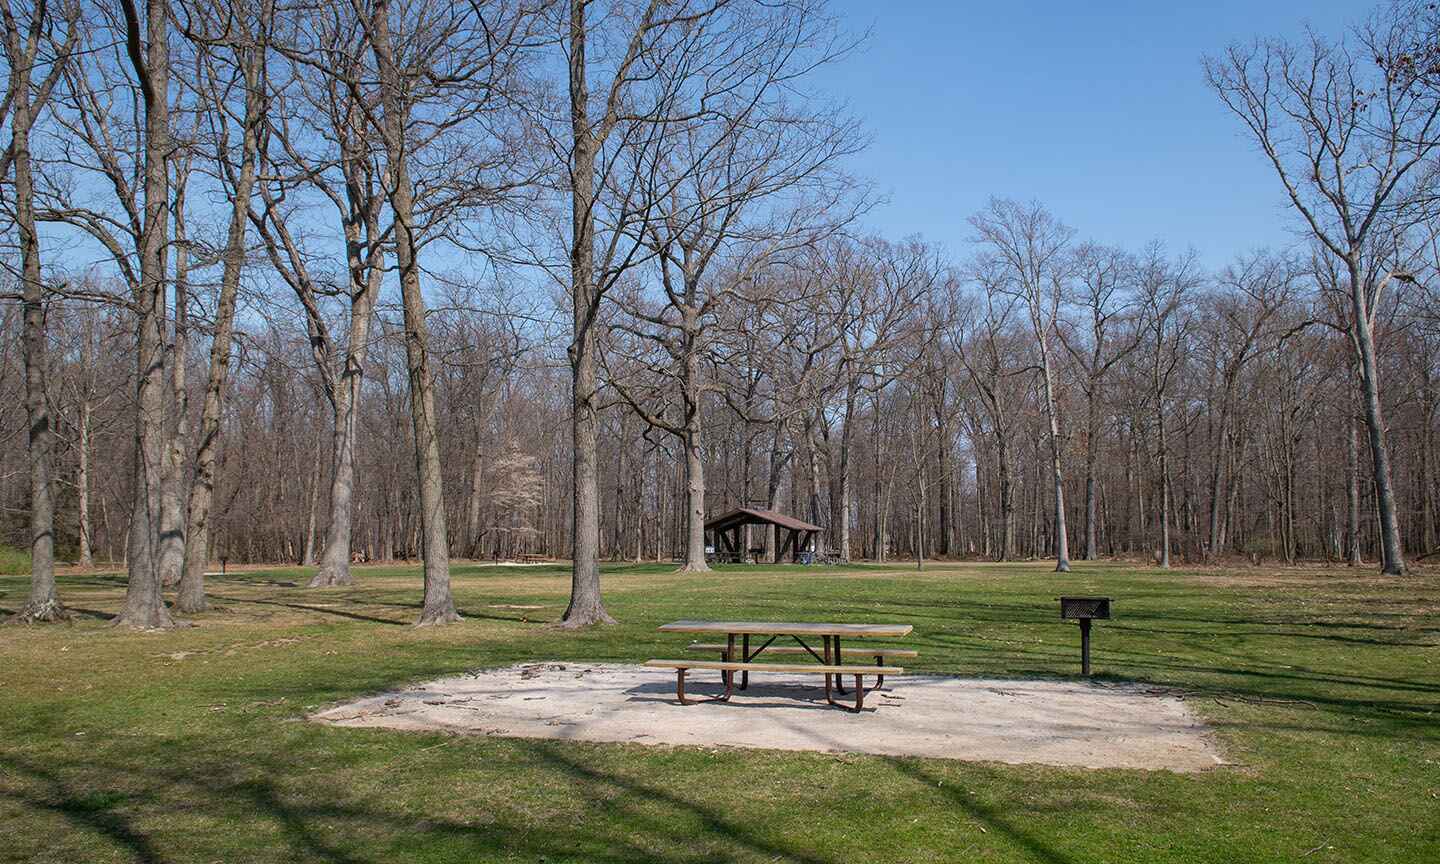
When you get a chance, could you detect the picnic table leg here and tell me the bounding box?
[824,671,868,712]
[725,633,736,690]
[823,636,833,702]
[833,635,847,695]
[874,655,886,690]
[676,665,734,705]
[741,633,750,690]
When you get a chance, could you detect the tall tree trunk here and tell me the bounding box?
[678,329,710,571]
[1157,406,1172,569]
[680,425,708,570]
[1083,384,1100,561]
[1206,442,1223,557]
[933,401,953,557]
[1349,262,1404,575]
[1035,331,1070,571]
[178,35,264,614]
[871,405,883,560]
[803,413,825,556]
[467,436,484,556]
[976,454,989,557]
[115,0,175,629]
[301,419,323,565]
[8,11,63,620]
[159,180,190,588]
[310,236,379,587]
[996,425,1014,561]
[765,416,787,560]
[1421,370,1436,553]
[559,0,613,625]
[836,384,856,561]
[1346,401,1363,566]
[370,0,458,626]
[1206,394,1233,557]
[76,394,93,569]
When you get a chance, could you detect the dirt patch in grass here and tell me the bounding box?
[312,662,1227,772]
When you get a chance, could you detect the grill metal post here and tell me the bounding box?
[1060,596,1110,677]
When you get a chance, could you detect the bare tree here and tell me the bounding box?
[254,4,386,589]
[603,1,862,571]
[359,0,536,623]
[116,0,177,627]
[952,268,1030,561]
[33,0,177,623]
[1205,5,1440,574]
[555,0,745,625]
[365,0,454,624]
[157,127,193,589]
[829,238,939,560]
[163,0,272,613]
[1196,252,1294,558]
[1,0,78,621]
[971,198,1074,571]
[1138,245,1198,569]
[1057,243,1144,561]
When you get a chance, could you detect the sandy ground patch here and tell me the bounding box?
[311,663,1225,772]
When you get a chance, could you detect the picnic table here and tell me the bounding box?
[646,620,915,712]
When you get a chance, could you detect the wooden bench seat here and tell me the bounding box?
[684,642,912,694]
[684,643,917,659]
[644,659,904,711]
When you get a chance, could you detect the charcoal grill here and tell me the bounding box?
[1059,596,1112,675]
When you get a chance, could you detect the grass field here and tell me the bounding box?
[0,545,31,576]
[1,560,1437,863]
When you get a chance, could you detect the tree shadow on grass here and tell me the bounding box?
[1,758,167,864]
[58,606,118,621]
[516,740,836,864]
[886,758,1080,864]
[1115,620,1439,644]
[205,593,408,626]
[361,598,531,624]
[2,741,844,864]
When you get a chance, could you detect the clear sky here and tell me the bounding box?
[816,1,1368,268]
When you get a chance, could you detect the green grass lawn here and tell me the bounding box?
[0,544,31,576]
[1,560,1437,863]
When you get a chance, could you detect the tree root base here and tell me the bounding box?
[557,608,618,628]
[415,608,463,627]
[8,600,70,624]
[308,569,354,589]
[111,608,182,630]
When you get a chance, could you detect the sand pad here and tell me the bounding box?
[311,663,1225,772]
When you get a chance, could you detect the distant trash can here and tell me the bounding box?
[799,550,815,565]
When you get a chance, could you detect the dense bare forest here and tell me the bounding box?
[2,0,1439,626]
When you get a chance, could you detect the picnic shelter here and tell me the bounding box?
[704,507,821,563]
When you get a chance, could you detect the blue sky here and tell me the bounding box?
[815,1,1367,268]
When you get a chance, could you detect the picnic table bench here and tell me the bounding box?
[647,620,915,712]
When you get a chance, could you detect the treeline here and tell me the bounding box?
[1,0,1437,627]
[7,234,1436,569]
